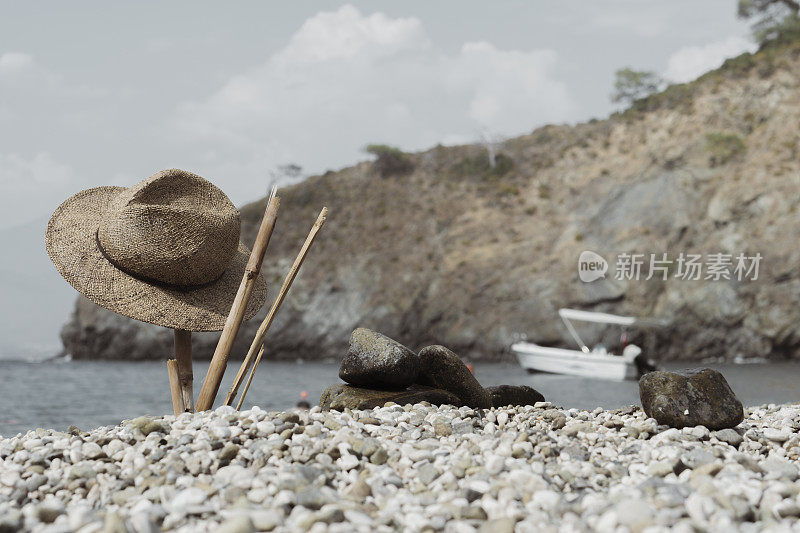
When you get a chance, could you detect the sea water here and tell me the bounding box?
[1,359,798,436]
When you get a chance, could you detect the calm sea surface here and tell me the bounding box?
[1,359,799,437]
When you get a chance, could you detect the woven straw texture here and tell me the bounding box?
[45,170,267,332]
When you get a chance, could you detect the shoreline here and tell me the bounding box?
[1,402,799,531]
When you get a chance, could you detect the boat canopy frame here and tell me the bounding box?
[557,308,665,353]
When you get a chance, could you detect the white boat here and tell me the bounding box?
[511,308,661,381]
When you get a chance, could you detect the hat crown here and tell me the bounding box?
[97,169,240,286]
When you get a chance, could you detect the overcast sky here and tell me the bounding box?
[1,0,755,230]
[0,1,757,356]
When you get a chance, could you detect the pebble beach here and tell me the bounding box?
[2,401,800,532]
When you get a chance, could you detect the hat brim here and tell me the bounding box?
[45,186,267,332]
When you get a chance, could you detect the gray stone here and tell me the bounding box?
[681,449,715,469]
[103,512,128,533]
[370,447,388,465]
[615,498,654,532]
[479,517,515,533]
[561,445,589,461]
[36,503,64,524]
[249,510,282,531]
[343,478,371,499]
[217,515,255,533]
[564,421,593,437]
[218,444,240,466]
[646,461,675,477]
[295,487,334,510]
[280,412,300,424]
[418,464,441,484]
[69,464,96,480]
[460,505,487,520]
[129,513,159,533]
[26,473,47,491]
[761,428,790,442]
[452,421,474,435]
[638,368,743,429]
[712,428,743,447]
[82,442,105,459]
[338,328,418,389]
[485,455,505,475]
[347,437,376,458]
[776,501,800,518]
[416,345,492,408]
[0,510,21,533]
[761,457,799,481]
[295,465,324,484]
[315,506,345,524]
[129,416,167,436]
[433,418,453,437]
[542,410,567,430]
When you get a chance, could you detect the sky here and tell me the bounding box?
[0,1,756,357]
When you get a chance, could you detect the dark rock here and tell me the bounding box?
[416,345,492,408]
[218,445,240,466]
[339,328,418,389]
[319,384,460,410]
[486,385,544,407]
[638,368,743,430]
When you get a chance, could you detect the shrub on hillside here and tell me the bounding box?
[365,144,414,177]
[738,0,800,47]
[758,14,800,47]
[452,152,513,181]
[611,68,665,106]
[705,132,746,166]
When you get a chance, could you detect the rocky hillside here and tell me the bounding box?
[62,41,800,363]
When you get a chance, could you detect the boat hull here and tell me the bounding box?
[512,342,638,381]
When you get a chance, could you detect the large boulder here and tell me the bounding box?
[486,385,544,408]
[638,368,743,430]
[338,328,418,389]
[417,345,492,408]
[320,384,460,411]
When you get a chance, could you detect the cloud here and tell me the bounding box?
[0,152,75,227]
[665,36,757,83]
[273,5,429,65]
[168,4,574,200]
[0,52,34,74]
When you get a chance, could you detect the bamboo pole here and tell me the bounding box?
[174,329,194,412]
[167,359,184,415]
[233,207,327,409]
[235,347,264,410]
[196,189,280,411]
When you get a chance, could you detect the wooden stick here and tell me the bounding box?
[196,189,280,411]
[167,359,184,416]
[174,329,194,412]
[234,207,328,409]
[235,347,265,410]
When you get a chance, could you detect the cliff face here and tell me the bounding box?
[61,42,800,362]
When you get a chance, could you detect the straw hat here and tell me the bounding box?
[45,169,267,331]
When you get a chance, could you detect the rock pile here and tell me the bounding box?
[322,328,544,411]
